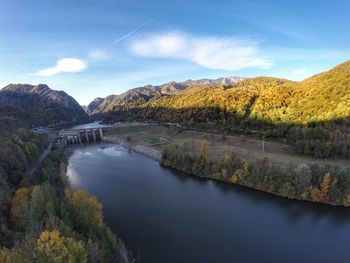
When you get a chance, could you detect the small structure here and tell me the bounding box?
[58,128,103,144]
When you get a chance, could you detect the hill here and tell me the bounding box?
[88,76,244,114]
[0,104,31,136]
[97,60,350,158]
[0,84,88,126]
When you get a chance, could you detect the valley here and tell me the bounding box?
[67,141,350,263]
[2,1,349,262]
[1,60,350,262]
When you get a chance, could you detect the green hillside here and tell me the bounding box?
[0,105,131,262]
[0,84,88,126]
[100,60,350,158]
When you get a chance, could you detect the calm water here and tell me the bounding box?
[70,121,112,129]
[67,142,350,263]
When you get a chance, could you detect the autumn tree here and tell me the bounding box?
[29,183,59,231]
[199,140,208,160]
[310,172,335,202]
[65,189,103,235]
[36,230,87,263]
[10,187,31,228]
[0,247,31,263]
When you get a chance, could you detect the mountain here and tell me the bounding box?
[0,84,88,126]
[181,76,245,86]
[86,97,105,114]
[96,60,350,158]
[107,61,350,126]
[87,76,244,114]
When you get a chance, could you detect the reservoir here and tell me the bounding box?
[67,142,350,263]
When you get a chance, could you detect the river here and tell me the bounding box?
[66,141,350,263]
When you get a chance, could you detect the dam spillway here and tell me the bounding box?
[58,128,103,144]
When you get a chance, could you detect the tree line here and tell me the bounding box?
[100,62,350,159]
[160,141,350,206]
[0,127,134,262]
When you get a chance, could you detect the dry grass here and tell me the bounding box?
[104,125,350,170]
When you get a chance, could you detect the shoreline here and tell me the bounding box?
[103,136,162,161]
[103,136,340,207]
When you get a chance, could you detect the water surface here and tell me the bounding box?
[70,121,112,129]
[67,143,350,263]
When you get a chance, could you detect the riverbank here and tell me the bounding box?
[104,136,162,161]
[66,141,350,263]
[103,125,350,207]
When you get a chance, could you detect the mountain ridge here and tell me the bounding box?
[0,83,88,126]
[87,76,245,114]
[96,60,350,126]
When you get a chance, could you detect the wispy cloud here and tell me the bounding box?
[88,49,109,61]
[111,19,154,46]
[130,31,272,71]
[35,58,87,76]
[292,68,308,75]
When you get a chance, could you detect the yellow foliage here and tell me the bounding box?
[199,140,209,160]
[311,172,335,202]
[310,187,322,202]
[230,175,238,184]
[320,172,332,196]
[10,187,31,227]
[0,247,31,263]
[36,230,87,263]
[65,189,103,228]
[222,153,231,167]
[343,194,350,207]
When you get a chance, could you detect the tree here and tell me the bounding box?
[320,172,332,199]
[29,183,59,232]
[65,189,103,235]
[199,140,208,160]
[310,172,334,202]
[294,163,312,193]
[36,230,87,263]
[343,194,350,207]
[0,247,31,263]
[10,187,31,228]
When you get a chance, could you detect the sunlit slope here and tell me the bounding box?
[142,60,350,126]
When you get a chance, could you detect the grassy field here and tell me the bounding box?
[104,124,350,171]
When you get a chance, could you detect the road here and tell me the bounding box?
[25,143,53,177]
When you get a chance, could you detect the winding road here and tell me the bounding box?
[25,143,53,177]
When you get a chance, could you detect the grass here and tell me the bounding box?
[104,125,350,171]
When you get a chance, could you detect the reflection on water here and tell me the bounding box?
[67,143,350,263]
[101,147,125,157]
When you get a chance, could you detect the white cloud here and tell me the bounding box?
[88,49,109,61]
[292,68,308,75]
[36,58,87,76]
[130,31,272,71]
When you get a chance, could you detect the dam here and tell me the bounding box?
[58,128,103,144]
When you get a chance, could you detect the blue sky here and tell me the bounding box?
[0,0,349,105]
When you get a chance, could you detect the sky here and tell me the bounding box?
[0,0,349,105]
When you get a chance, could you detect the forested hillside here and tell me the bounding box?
[0,104,132,262]
[99,61,350,158]
[0,84,88,126]
[88,76,244,114]
[0,104,31,136]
